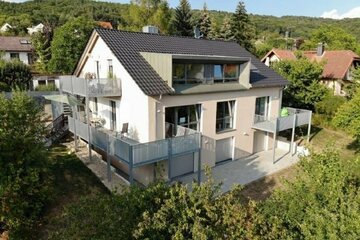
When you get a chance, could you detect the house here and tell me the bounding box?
[261,45,360,96]
[27,23,44,35]
[0,36,33,65]
[0,23,12,33]
[97,21,113,29]
[58,28,312,186]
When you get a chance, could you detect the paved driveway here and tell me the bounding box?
[174,150,300,193]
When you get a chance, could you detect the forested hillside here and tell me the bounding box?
[2,0,360,73]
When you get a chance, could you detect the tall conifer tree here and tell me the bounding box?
[198,3,211,39]
[231,1,255,51]
[172,0,193,37]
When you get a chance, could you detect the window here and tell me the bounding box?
[214,64,224,82]
[107,59,113,78]
[10,53,19,60]
[173,63,239,84]
[255,97,270,122]
[173,64,186,83]
[27,53,34,64]
[224,64,238,81]
[216,101,235,132]
[186,64,203,83]
[165,104,201,136]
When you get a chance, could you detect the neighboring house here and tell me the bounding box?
[0,36,33,65]
[262,45,360,95]
[58,28,311,185]
[27,23,44,35]
[97,21,113,29]
[0,23,12,33]
[32,75,60,90]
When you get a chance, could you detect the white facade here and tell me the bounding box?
[1,51,31,65]
[0,23,12,33]
[69,33,287,185]
[27,23,44,35]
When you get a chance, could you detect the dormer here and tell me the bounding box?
[141,52,252,94]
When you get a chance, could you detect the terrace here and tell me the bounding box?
[67,116,202,185]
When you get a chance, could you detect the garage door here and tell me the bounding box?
[216,137,233,163]
[253,131,266,153]
[170,153,194,178]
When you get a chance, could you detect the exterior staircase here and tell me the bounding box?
[45,113,69,146]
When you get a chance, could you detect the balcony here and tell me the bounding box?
[252,107,312,133]
[59,75,121,97]
[67,117,201,183]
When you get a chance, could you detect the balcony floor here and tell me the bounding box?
[174,149,299,193]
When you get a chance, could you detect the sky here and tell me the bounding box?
[3,0,360,19]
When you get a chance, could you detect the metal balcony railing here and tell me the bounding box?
[253,107,312,133]
[59,75,121,97]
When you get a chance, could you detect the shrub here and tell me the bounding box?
[0,92,51,238]
[35,83,57,91]
[254,148,360,239]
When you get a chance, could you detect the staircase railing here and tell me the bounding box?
[46,114,67,137]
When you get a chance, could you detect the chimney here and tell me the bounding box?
[317,42,325,56]
[194,27,202,39]
[142,26,159,34]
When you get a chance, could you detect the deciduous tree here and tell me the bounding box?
[0,92,50,238]
[0,60,32,91]
[272,56,328,110]
[48,17,96,74]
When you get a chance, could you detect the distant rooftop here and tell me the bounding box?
[0,36,33,52]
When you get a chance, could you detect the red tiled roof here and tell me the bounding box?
[304,50,359,79]
[97,21,113,29]
[0,36,32,52]
[263,48,360,80]
[261,48,296,62]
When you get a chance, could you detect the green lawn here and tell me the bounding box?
[38,145,109,238]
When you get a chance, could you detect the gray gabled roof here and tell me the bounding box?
[0,36,32,52]
[95,28,288,96]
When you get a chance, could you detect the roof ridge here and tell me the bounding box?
[95,27,238,44]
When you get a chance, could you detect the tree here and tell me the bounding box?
[198,3,211,39]
[48,17,96,74]
[123,0,171,34]
[208,19,220,40]
[231,1,255,52]
[31,16,59,74]
[345,66,360,99]
[0,92,51,238]
[333,88,360,144]
[0,59,32,91]
[272,56,328,110]
[219,15,233,41]
[172,0,193,37]
[301,26,360,54]
[254,147,360,239]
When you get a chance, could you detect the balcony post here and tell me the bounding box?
[72,107,78,151]
[272,119,278,164]
[291,114,297,155]
[197,134,202,183]
[85,79,92,161]
[129,145,134,185]
[168,138,172,181]
[307,111,312,143]
[107,135,112,183]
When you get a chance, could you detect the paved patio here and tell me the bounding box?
[174,149,300,193]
